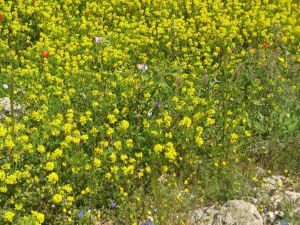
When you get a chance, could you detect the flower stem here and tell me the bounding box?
[9,72,15,167]
[90,138,96,222]
[152,156,162,225]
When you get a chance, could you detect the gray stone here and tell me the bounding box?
[189,200,263,225]
[214,200,263,225]
[189,205,220,225]
[0,97,23,119]
[282,191,300,215]
[262,175,287,193]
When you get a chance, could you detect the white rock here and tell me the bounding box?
[0,97,23,119]
[189,200,263,225]
[214,200,263,225]
[189,205,219,225]
[282,191,300,215]
[0,97,11,111]
[262,176,287,193]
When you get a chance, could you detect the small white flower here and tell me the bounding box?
[147,215,154,222]
[268,211,275,221]
[3,84,8,89]
[189,194,195,200]
[147,111,153,117]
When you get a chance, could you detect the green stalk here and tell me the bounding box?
[9,72,15,167]
[152,156,162,225]
[221,53,229,158]
[89,138,96,222]
[217,53,229,191]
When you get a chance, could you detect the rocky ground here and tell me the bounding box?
[189,174,300,225]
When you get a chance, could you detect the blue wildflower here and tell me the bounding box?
[78,210,84,218]
[280,221,289,225]
[140,221,153,225]
[111,202,117,208]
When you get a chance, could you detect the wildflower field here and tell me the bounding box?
[0,0,299,224]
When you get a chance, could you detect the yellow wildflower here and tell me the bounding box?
[48,172,59,184]
[3,211,15,222]
[52,194,63,204]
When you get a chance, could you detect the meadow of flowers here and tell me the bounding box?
[0,0,299,224]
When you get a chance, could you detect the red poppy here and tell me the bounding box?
[42,50,50,58]
[0,13,4,21]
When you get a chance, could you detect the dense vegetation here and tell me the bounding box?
[0,0,299,224]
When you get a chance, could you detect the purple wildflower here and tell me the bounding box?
[95,37,103,44]
[137,64,148,71]
[111,202,117,208]
[154,101,161,108]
